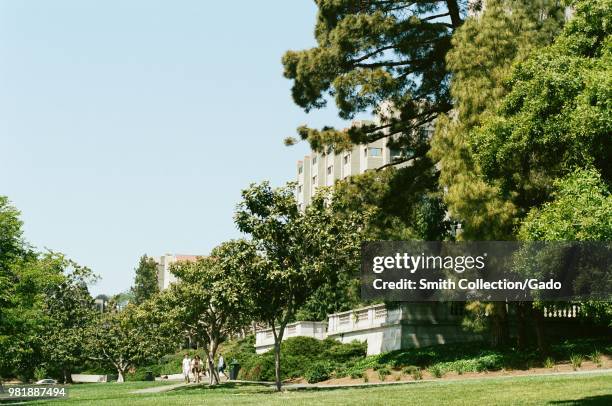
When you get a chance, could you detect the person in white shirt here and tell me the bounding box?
[218,354,226,379]
[182,354,192,383]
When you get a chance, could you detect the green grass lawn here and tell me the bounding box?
[30,372,612,405]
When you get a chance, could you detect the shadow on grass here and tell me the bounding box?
[549,394,612,405]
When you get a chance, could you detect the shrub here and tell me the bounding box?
[402,366,422,380]
[34,367,48,381]
[570,354,583,370]
[282,336,328,358]
[363,374,369,383]
[377,366,391,381]
[323,339,366,363]
[349,370,363,379]
[544,357,555,369]
[589,351,602,367]
[304,361,333,384]
[235,336,365,381]
[429,364,445,378]
[475,354,503,372]
[125,364,163,381]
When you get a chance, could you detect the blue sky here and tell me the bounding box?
[0,0,358,295]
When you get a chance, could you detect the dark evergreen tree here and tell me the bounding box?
[283,0,468,159]
[131,255,159,305]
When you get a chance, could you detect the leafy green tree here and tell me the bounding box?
[0,198,96,381]
[438,0,611,347]
[429,0,565,346]
[40,257,97,383]
[519,169,612,242]
[517,169,612,345]
[471,0,611,214]
[131,255,159,305]
[159,245,253,384]
[0,255,62,380]
[0,198,99,382]
[0,196,26,378]
[431,0,565,240]
[234,182,362,391]
[0,196,26,272]
[331,163,450,241]
[292,164,450,321]
[86,302,176,383]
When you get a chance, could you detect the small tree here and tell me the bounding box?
[86,302,176,382]
[131,255,159,305]
[41,257,97,383]
[517,169,612,350]
[160,245,253,384]
[234,182,362,391]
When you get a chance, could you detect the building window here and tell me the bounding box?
[298,166,303,174]
[312,175,317,185]
[344,154,350,164]
[312,156,317,165]
[327,165,333,175]
[369,147,382,157]
[298,185,302,193]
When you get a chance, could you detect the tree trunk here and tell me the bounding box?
[274,340,282,392]
[270,320,286,392]
[533,306,548,353]
[117,367,126,383]
[490,302,509,347]
[62,368,73,384]
[515,302,528,350]
[206,339,220,385]
[446,0,463,28]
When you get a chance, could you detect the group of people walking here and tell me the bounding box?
[182,353,227,383]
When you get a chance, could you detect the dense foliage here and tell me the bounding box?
[282,0,468,155]
[156,244,254,383]
[233,182,364,390]
[131,255,159,305]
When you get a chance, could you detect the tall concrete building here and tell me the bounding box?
[296,133,396,209]
[154,254,201,290]
[296,108,434,209]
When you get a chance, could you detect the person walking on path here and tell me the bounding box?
[191,355,202,383]
[182,354,192,383]
[218,354,227,380]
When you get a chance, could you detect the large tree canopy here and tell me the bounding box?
[40,257,97,383]
[472,0,611,213]
[159,245,253,384]
[430,0,565,240]
[330,162,449,240]
[234,182,363,390]
[283,1,564,159]
[86,302,176,383]
[283,0,468,157]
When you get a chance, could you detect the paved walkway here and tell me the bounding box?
[131,382,189,394]
[131,378,259,394]
[131,368,612,394]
